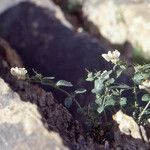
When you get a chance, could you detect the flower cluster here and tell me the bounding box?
[10,67,27,80]
[139,80,150,91]
[102,50,120,64]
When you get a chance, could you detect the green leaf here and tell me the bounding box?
[143,109,150,115]
[75,89,87,94]
[94,71,101,78]
[42,77,55,84]
[110,84,131,89]
[86,72,94,81]
[116,68,124,78]
[64,97,73,108]
[120,97,127,106]
[142,94,150,102]
[101,70,112,81]
[56,80,73,87]
[97,106,104,114]
[105,78,115,85]
[94,79,104,93]
[43,77,55,80]
[105,98,116,107]
[133,73,144,84]
[95,97,103,105]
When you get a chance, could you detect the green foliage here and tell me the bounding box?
[56,80,73,87]
[16,50,150,127]
[142,94,150,102]
[75,89,87,94]
[64,97,73,108]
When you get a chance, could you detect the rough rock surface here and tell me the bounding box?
[0,0,72,29]
[82,0,150,59]
[113,110,150,150]
[0,37,99,150]
[0,77,69,150]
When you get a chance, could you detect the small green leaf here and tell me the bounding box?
[105,98,116,107]
[105,78,115,85]
[142,94,150,102]
[110,84,131,89]
[101,70,112,81]
[43,77,55,80]
[95,97,103,105]
[75,89,87,94]
[86,72,94,81]
[64,97,73,108]
[56,80,73,87]
[143,109,150,115]
[133,73,144,84]
[116,68,124,78]
[97,106,104,114]
[120,97,127,106]
[94,79,104,93]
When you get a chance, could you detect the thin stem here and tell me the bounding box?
[138,100,150,123]
[133,84,138,108]
[28,78,82,109]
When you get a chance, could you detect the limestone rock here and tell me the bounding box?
[0,77,69,150]
[0,0,72,29]
[113,110,150,149]
[0,40,98,149]
[82,0,150,59]
[0,37,23,67]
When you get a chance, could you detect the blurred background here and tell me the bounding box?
[0,0,150,87]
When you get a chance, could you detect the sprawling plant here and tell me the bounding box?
[10,50,150,126]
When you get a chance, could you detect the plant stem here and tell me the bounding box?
[138,100,150,123]
[133,84,138,108]
[53,85,82,109]
[29,78,82,109]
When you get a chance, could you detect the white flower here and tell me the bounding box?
[102,50,120,64]
[10,67,27,80]
[139,80,150,90]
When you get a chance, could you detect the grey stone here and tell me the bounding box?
[82,0,150,60]
[0,78,69,150]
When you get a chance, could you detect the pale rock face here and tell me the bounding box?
[0,78,68,150]
[82,0,150,59]
[0,0,73,29]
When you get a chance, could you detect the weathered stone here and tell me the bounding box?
[0,77,69,150]
[113,110,150,149]
[0,0,72,29]
[82,0,150,60]
[0,37,23,67]
[0,38,100,149]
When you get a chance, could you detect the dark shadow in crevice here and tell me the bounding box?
[0,1,113,122]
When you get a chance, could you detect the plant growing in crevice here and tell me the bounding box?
[10,49,150,131]
[10,67,86,111]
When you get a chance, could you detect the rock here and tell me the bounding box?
[0,0,72,29]
[0,38,100,149]
[0,37,23,67]
[82,0,150,60]
[113,110,150,149]
[0,77,69,150]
